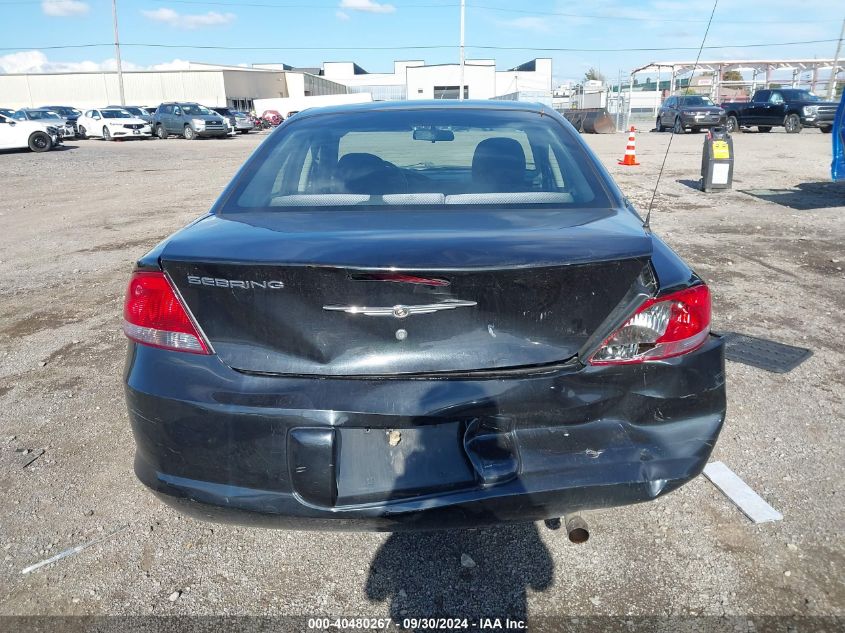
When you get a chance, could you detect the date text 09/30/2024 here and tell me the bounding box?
[306,617,527,630]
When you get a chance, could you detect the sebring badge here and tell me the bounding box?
[323,299,477,318]
[187,275,284,290]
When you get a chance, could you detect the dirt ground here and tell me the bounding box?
[0,124,843,630]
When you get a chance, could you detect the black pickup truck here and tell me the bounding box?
[723,89,837,134]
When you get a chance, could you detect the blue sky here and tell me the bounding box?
[0,0,842,84]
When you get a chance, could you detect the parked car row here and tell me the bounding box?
[655,89,838,135]
[0,101,269,152]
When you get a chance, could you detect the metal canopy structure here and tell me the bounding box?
[630,58,842,101]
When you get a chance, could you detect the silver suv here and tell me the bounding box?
[153,102,228,140]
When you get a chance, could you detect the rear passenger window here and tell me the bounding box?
[230,109,608,210]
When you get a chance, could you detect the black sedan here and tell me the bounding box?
[657,95,727,134]
[123,101,726,531]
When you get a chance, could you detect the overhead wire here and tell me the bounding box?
[0,38,837,53]
[644,0,720,228]
[2,0,834,25]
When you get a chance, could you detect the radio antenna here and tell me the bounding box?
[644,0,720,229]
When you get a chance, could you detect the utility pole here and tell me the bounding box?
[458,0,465,100]
[616,69,622,131]
[829,17,844,99]
[112,0,126,106]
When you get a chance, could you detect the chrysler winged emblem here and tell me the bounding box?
[323,299,477,319]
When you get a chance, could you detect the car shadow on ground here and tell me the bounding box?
[739,182,845,211]
[0,144,78,155]
[366,523,554,627]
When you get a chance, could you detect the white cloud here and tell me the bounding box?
[148,59,192,71]
[339,0,395,14]
[41,0,89,17]
[141,7,236,29]
[0,50,116,73]
[336,10,351,21]
[0,50,189,74]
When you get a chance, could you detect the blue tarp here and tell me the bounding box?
[833,91,845,182]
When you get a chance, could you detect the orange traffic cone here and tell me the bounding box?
[618,126,640,166]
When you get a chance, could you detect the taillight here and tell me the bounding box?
[589,284,710,365]
[123,271,210,354]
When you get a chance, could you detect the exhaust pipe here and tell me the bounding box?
[565,515,590,543]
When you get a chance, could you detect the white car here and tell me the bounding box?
[0,112,60,152]
[12,109,75,139]
[77,108,152,140]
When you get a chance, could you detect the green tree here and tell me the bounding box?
[583,67,606,83]
[722,70,743,82]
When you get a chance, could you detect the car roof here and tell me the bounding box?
[291,99,552,122]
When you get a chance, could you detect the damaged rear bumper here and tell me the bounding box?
[125,337,726,531]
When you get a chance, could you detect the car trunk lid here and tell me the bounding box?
[161,209,652,376]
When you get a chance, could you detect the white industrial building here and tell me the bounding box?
[255,58,553,102]
[0,62,348,111]
[0,57,553,111]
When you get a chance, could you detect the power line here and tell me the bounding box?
[646,0,720,228]
[0,0,837,26]
[149,0,456,7]
[467,39,839,52]
[133,0,838,25]
[466,2,834,25]
[0,43,111,50]
[1,38,837,53]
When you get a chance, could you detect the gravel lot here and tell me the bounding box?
[0,125,843,629]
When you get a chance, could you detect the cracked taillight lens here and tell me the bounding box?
[589,284,710,365]
[123,271,210,354]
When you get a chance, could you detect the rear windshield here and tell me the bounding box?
[223,108,612,211]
